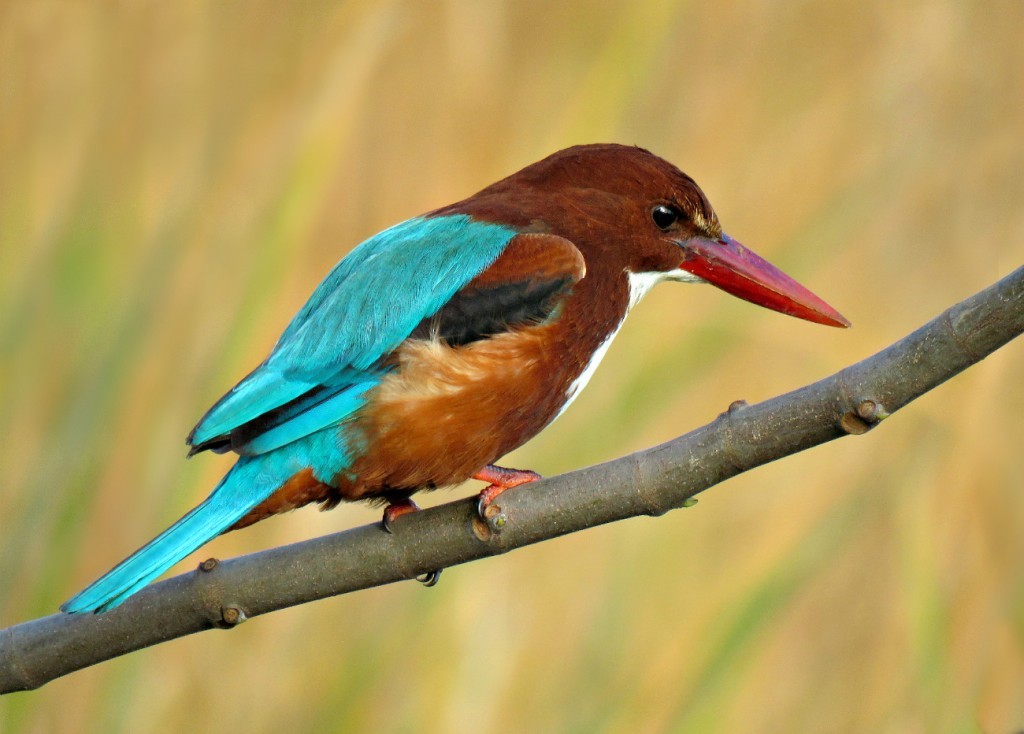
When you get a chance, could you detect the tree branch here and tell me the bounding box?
[2,265,1022,695]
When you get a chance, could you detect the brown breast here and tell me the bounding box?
[336,266,629,500]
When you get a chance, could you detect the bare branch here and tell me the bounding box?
[2,265,1021,695]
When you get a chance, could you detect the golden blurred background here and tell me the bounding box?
[2,1,1022,731]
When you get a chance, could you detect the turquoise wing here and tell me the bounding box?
[188,214,517,455]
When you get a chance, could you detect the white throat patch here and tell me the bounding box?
[554,268,703,420]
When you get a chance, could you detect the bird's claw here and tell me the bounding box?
[381,500,441,585]
[416,569,442,587]
[472,465,541,533]
[381,498,421,534]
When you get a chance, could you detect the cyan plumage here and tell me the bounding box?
[63,215,515,613]
[63,144,848,614]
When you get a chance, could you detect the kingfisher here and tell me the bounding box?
[62,144,848,613]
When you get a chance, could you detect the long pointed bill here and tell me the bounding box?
[677,234,850,328]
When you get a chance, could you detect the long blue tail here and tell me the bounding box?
[62,456,288,614]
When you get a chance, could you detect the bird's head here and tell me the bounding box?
[492,144,850,328]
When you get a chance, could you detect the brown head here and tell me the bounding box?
[444,143,849,328]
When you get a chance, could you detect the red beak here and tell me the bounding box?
[677,234,850,328]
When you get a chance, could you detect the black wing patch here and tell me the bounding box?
[187,382,332,456]
[410,276,574,347]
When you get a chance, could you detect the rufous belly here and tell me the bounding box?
[337,325,572,500]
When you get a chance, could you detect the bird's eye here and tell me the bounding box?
[651,204,681,231]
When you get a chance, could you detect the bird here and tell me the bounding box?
[61,144,849,613]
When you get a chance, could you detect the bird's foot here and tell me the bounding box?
[381,499,442,586]
[416,569,442,587]
[381,498,422,534]
[472,465,542,532]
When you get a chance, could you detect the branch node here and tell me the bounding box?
[838,412,870,435]
[720,399,747,474]
[218,605,248,628]
[726,399,749,414]
[840,398,890,434]
[483,503,507,533]
[191,557,229,625]
[470,515,492,542]
[856,399,889,423]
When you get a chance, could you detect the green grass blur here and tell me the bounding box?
[2,1,1022,731]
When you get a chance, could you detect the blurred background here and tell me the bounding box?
[2,1,1022,731]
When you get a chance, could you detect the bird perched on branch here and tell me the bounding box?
[63,144,848,613]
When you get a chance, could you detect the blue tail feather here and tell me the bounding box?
[62,456,291,614]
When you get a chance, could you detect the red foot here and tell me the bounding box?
[381,498,422,534]
[472,465,542,526]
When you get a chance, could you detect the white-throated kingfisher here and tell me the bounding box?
[63,144,848,613]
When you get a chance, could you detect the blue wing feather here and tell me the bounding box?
[189,214,516,453]
[270,215,517,375]
[235,379,379,455]
[189,368,321,446]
